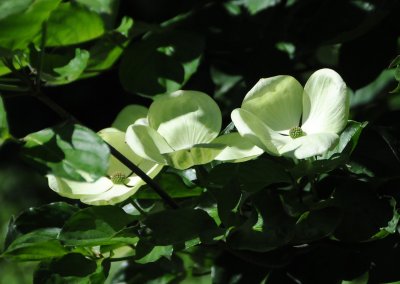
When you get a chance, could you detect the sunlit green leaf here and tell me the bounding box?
[46,2,105,47]
[0,95,10,146]
[0,0,33,21]
[0,0,61,49]
[21,123,110,182]
[244,0,282,14]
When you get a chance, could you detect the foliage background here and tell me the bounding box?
[1,0,400,283]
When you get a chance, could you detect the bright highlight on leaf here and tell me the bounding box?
[232,68,350,159]
[47,128,163,205]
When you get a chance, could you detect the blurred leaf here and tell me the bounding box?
[0,0,33,20]
[59,206,137,246]
[73,0,115,14]
[136,172,203,199]
[341,272,369,284]
[1,228,68,261]
[40,48,90,85]
[46,2,105,47]
[243,0,282,14]
[0,95,10,146]
[34,253,109,283]
[208,158,291,192]
[0,0,61,49]
[119,30,204,96]
[143,208,221,246]
[350,70,395,107]
[21,123,110,182]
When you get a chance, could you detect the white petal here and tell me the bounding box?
[98,128,144,176]
[241,76,303,131]
[80,184,142,206]
[231,108,291,156]
[213,132,264,162]
[278,133,339,159]
[125,163,163,187]
[301,69,349,134]
[125,124,171,165]
[47,175,112,198]
[148,90,222,150]
[112,105,148,131]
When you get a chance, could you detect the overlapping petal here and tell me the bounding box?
[241,76,303,131]
[213,133,263,162]
[148,90,222,150]
[231,108,291,156]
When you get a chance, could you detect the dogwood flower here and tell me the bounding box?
[126,90,262,170]
[47,106,163,205]
[231,68,349,159]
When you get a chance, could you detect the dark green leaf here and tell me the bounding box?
[5,202,78,249]
[143,208,221,246]
[0,0,61,49]
[21,123,110,181]
[136,171,203,199]
[228,190,296,252]
[209,158,291,192]
[46,2,105,47]
[2,228,68,261]
[134,240,173,264]
[59,206,137,246]
[294,207,342,243]
[34,253,109,284]
[333,184,394,242]
[119,30,204,96]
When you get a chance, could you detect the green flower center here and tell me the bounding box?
[110,172,128,184]
[289,127,304,139]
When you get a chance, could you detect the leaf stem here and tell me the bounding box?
[35,22,47,91]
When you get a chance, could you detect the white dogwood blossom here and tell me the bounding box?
[126,90,262,170]
[47,106,163,205]
[231,68,349,159]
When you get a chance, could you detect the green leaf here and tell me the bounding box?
[135,241,173,264]
[244,0,282,14]
[46,2,105,47]
[228,190,296,252]
[73,0,116,14]
[0,0,33,21]
[0,95,10,146]
[136,171,203,199]
[333,184,395,242]
[0,0,61,49]
[119,30,204,96]
[1,228,68,261]
[341,272,369,284]
[143,209,221,246]
[21,123,110,182]
[40,48,90,85]
[59,206,137,246]
[84,16,133,75]
[293,207,342,243]
[112,104,148,131]
[208,157,291,192]
[34,253,109,283]
[371,198,400,240]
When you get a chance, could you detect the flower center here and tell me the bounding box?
[289,126,304,139]
[110,172,128,184]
